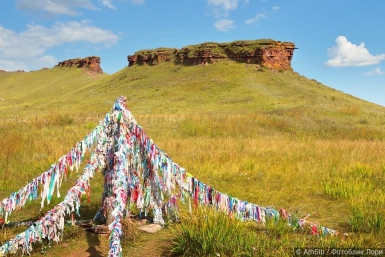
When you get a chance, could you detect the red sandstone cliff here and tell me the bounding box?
[127,39,296,70]
[55,56,103,74]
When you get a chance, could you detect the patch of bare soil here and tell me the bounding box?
[122,228,174,257]
[68,232,110,257]
[28,221,174,257]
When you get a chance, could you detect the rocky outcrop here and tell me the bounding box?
[127,39,296,70]
[56,56,103,74]
[127,48,177,66]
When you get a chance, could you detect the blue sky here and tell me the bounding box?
[1,0,384,106]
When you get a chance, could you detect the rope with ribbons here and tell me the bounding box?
[0,96,343,256]
[0,124,105,223]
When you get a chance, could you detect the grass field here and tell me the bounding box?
[0,61,384,256]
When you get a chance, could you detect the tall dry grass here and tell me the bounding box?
[1,61,385,256]
[137,113,385,247]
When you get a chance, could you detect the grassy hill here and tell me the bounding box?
[1,61,385,256]
[2,61,384,139]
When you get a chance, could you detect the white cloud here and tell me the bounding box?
[325,36,385,67]
[272,6,280,11]
[364,67,385,76]
[102,0,116,9]
[245,13,267,24]
[207,0,240,10]
[15,0,99,15]
[34,55,58,69]
[0,21,119,71]
[0,60,29,71]
[131,0,144,4]
[214,19,235,32]
[207,0,249,17]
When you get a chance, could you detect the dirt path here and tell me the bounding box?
[31,227,174,257]
[123,229,174,257]
[30,231,110,257]
[67,232,110,257]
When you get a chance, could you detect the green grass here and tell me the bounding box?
[0,67,107,118]
[1,60,385,255]
[171,207,259,257]
[170,207,368,257]
[179,39,287,59]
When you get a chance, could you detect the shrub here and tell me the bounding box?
[170,207,257,256]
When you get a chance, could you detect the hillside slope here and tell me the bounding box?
[0,68,107,118]
[1,60,385,256]
[1,61,384,139]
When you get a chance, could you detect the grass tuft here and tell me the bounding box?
[121,217,140,242]
[171,207,257,257]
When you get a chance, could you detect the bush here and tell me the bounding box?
[170,207,257,257]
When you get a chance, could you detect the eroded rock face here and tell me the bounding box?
[56,56,103,73]
[127,40,296,70]
[127,48,177,66]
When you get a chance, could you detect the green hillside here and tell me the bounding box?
[1,61,384,139]
[0,68,107,117]
[1,60,385,256]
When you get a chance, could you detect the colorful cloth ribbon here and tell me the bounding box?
[0,96,342,257]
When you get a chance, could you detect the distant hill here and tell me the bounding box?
[0,41,384,140]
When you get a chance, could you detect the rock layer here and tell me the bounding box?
[56,56,103,73]
[127,39,296,70]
